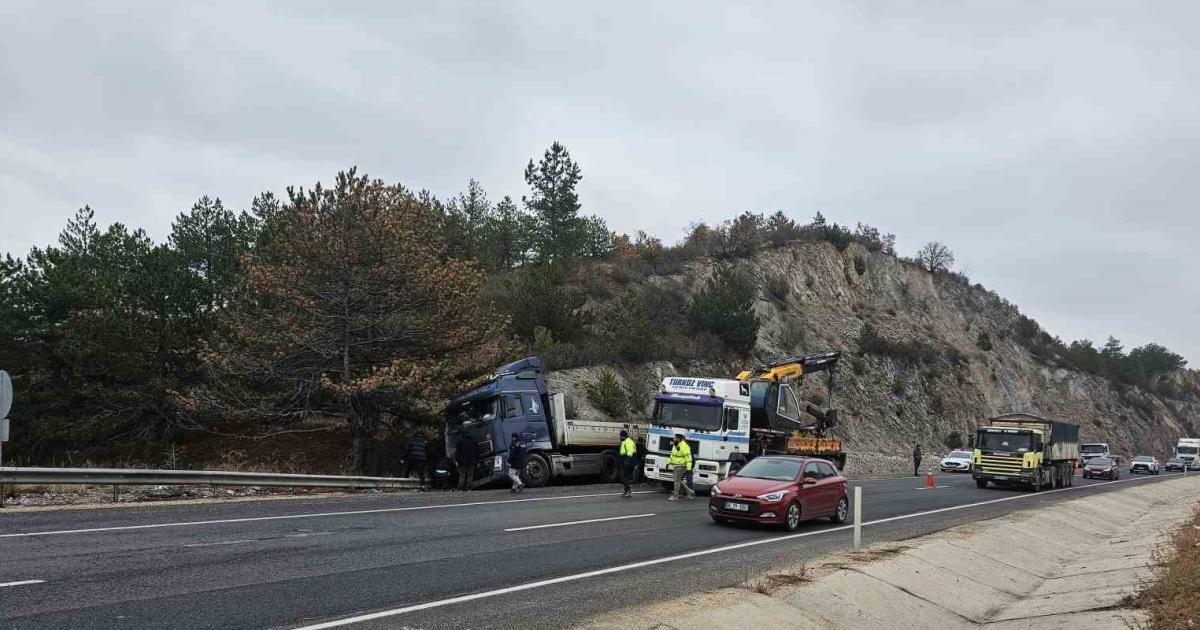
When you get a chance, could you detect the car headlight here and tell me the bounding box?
[711,484,722,496]
[757,490,786,503]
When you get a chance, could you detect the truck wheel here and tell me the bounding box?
[661,481,675,492]
[600,453,619,484]
[975,479,988,489]
[522,453,551,488]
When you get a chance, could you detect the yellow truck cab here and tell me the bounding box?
[973,413,1080,491]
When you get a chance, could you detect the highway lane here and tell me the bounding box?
[0,469,1181,629]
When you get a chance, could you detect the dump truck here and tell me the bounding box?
[444,357,648,488]
[642,352,845,491]
[972,413,1080,491]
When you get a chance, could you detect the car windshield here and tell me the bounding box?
[1089,458,1113,467]
[1133,456,1154,462]
[977,431,1032,453]
[449,396,499,426]
[734,458,803,481]
[949,451,972,459]
[1179,446,1199,455]
[1082,444,1107,454]
[652,401,723,431]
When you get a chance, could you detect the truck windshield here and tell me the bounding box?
[1179,446,1199,455]
[652,401,723,431]
[1082,444,1108,454]
[977,431,1033,453]
[449,397,500,427]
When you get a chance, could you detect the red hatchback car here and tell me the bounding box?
[709,456,849,531]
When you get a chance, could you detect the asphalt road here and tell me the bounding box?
[0,468,1185,630]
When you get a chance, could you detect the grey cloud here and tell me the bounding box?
[1,1,1197,362]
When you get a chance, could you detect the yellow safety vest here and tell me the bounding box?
[619,437,636,458]
[669,440,693,471]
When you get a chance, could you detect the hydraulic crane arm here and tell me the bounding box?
[735,351,841,382]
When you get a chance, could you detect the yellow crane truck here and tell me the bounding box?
[972,413,1080,491]
[736,352,846,471]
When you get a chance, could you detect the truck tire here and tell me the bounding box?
[661,481,675,492]
[522,453,551,488]
[975,479,988,489]
[600,452,619,484]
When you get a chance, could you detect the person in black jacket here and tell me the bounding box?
[507,433,526,493]
[405,431,429,489]
[913,443,923,476]
[455,435,478,491]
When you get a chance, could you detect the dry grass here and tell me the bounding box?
[1131,505,1200,629]
[747,563,811,595]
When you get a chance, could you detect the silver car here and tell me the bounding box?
[940,450,973,472]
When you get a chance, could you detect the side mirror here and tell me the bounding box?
[802,477,818,486]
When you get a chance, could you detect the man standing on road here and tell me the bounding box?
[668,433,695,501]
[405,431,429,489]
[507,433,526,493]
[913,443,923,476]
[618,430,636,497]
[455,434,478,491]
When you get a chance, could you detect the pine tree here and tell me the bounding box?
[524,142,584,261]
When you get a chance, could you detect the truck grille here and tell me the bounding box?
[978,454,1023,475]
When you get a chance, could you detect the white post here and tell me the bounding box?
[853,486,862,550]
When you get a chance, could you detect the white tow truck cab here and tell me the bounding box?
[1080,442,1110,464]
[1177,438,1200,470]
[641,377,751,490]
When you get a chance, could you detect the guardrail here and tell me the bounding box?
[0,466,420,501]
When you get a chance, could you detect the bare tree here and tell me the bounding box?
[917,241,955,272]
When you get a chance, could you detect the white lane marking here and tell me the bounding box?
[0,580,45,588]
[0,491,659,539]
[505,513,656,532]
[289,473,1168,629]
[184,539,256,548]
[915,486,950,490]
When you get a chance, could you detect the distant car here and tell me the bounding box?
[709,456,849,531]
[1083,457,1119,480]
[940,450,974,473]
[1129,455,1160,475]
[1165,458,1186,472]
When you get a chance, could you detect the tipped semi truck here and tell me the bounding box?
[443,357,648,488]
[973,413,1081,491]
[642,352,845,491]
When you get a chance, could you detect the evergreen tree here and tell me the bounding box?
[688,266,760,353]
[524,142,584,261]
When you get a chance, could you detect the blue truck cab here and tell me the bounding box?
[444,357,648,488]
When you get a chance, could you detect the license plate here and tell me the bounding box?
[724,501,750,512]
[993,475,1008,480]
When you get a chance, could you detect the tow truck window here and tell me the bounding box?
[652,402,722,431]
[1082,444,1108,453]
[977,431,1032,453]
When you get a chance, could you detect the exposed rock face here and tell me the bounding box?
[548,242,1199,468]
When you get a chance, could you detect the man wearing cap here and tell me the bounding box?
[668,433,695,501]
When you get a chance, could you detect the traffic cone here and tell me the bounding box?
[925,470,935,489]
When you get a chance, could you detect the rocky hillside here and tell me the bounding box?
[546,241,1200,473]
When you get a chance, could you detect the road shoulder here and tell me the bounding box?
[577,476,1200,629]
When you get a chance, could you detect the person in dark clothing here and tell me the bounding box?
[432,455,454,490]
[405,432,429,488]
[913,444,923,476]
[507,433,526,493]
[455,435,478,491]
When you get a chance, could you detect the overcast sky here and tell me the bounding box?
[2,2,1197,363]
